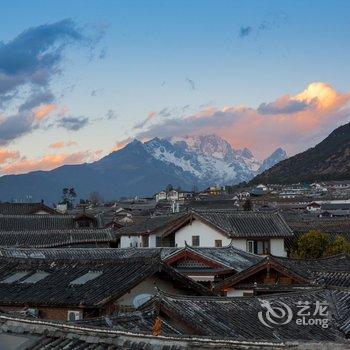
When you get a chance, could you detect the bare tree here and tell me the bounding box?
[89,191,104,206]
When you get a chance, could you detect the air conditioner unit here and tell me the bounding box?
[67,310,83,321]
[25,308,39,318]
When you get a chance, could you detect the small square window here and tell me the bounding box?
[215,240,222,247]
[192,235,200,247]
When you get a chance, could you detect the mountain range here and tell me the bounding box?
[0,135,286,203]
[252,122,350,184]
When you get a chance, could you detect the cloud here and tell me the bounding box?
[0,19,84,96]
[238,26,252,37]
[238,14,288,40]
[133,82,350,159]
[112,137,133,151]
[18,90,55,111]
[133,111,157,130]
[0,112,36,145]
[257,95,312,114]
[0,150,98,175]
[49,140,77,149]
[58,116,89,131]
[99,47,107,59]
[0,149,20,163]
[185,78,196,90]
[105,109,117,120]
[0,19,105,145]
[33,104,56,120]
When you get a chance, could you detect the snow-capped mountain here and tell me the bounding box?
[0,134,286,202]
[144,134,286,186]
[258,148,288,173]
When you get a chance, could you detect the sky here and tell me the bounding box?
[0,0,349,175]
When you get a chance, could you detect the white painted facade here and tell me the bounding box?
[120,235,141,248]
[173,220,231,247]
[227,289,253,297]
[133,219,288,257]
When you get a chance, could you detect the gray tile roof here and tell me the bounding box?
[0,228,116,248]
[74,310,180,335]
[116,213,184,236]
[0,256,210,308]
[0,215,75,231]
[272,254,350,287]
[193,209,294,238]
[164,245,263,272]
[146,287,350,341]
[215,254,350,290]
[0,202,56,215]
[0,247,162,259]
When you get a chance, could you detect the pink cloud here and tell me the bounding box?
[134,82,350,159]
[49,140,78,149]
[33,104,56,121]
[1,151,98,175]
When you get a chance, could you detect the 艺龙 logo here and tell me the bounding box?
[258,299,329,329]
[258,300,293,328]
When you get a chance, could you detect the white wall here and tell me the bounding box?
[270,238,287,257]
[227,289,253,297]
[116,276,184,307]
[174,220,231,247]
[120,235,141,248]
[124,219,287,257]
[230,239,247,252]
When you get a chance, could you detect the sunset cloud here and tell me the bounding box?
[133,111,157,130]
[112,137,133,151]
[49,140,77,149]
[34,104,56,120]
[0,149,20,163]
[134,82,350,159]
[0,150,98,175]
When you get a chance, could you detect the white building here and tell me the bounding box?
[117,210,293,257]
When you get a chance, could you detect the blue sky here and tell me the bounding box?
[0,0,349,173]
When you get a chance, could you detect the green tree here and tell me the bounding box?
[294,230,330,259]
[61,187,77,209]
[326,235,350,255]
[165,184,173,192]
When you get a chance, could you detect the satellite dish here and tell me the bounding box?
[133,293,151,308]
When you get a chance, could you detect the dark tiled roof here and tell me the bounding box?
[215,254,350,290]
[272,254,350,287]
[116,213,184,236]
[0,314,186,350]
[0,202,57,215]
[193,209,293,238]
[164,245,262,272]
[0,256,210,307]
[146,288,350,341]
[0,247,161,259]
[283,214,350,235]
[74,310,180,335]
[0,215,75,231]
[0,228,116,248]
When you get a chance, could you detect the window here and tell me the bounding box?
[247,240,254,253]
[142,235,149,247]
[215,240,222,247]
[246,240,270,255]
[21,271,49,284]
[67,310,83,321]
[1,271,29,283]
[192,235,200,247]
[156,236,162,247]
[70,271,103,285]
